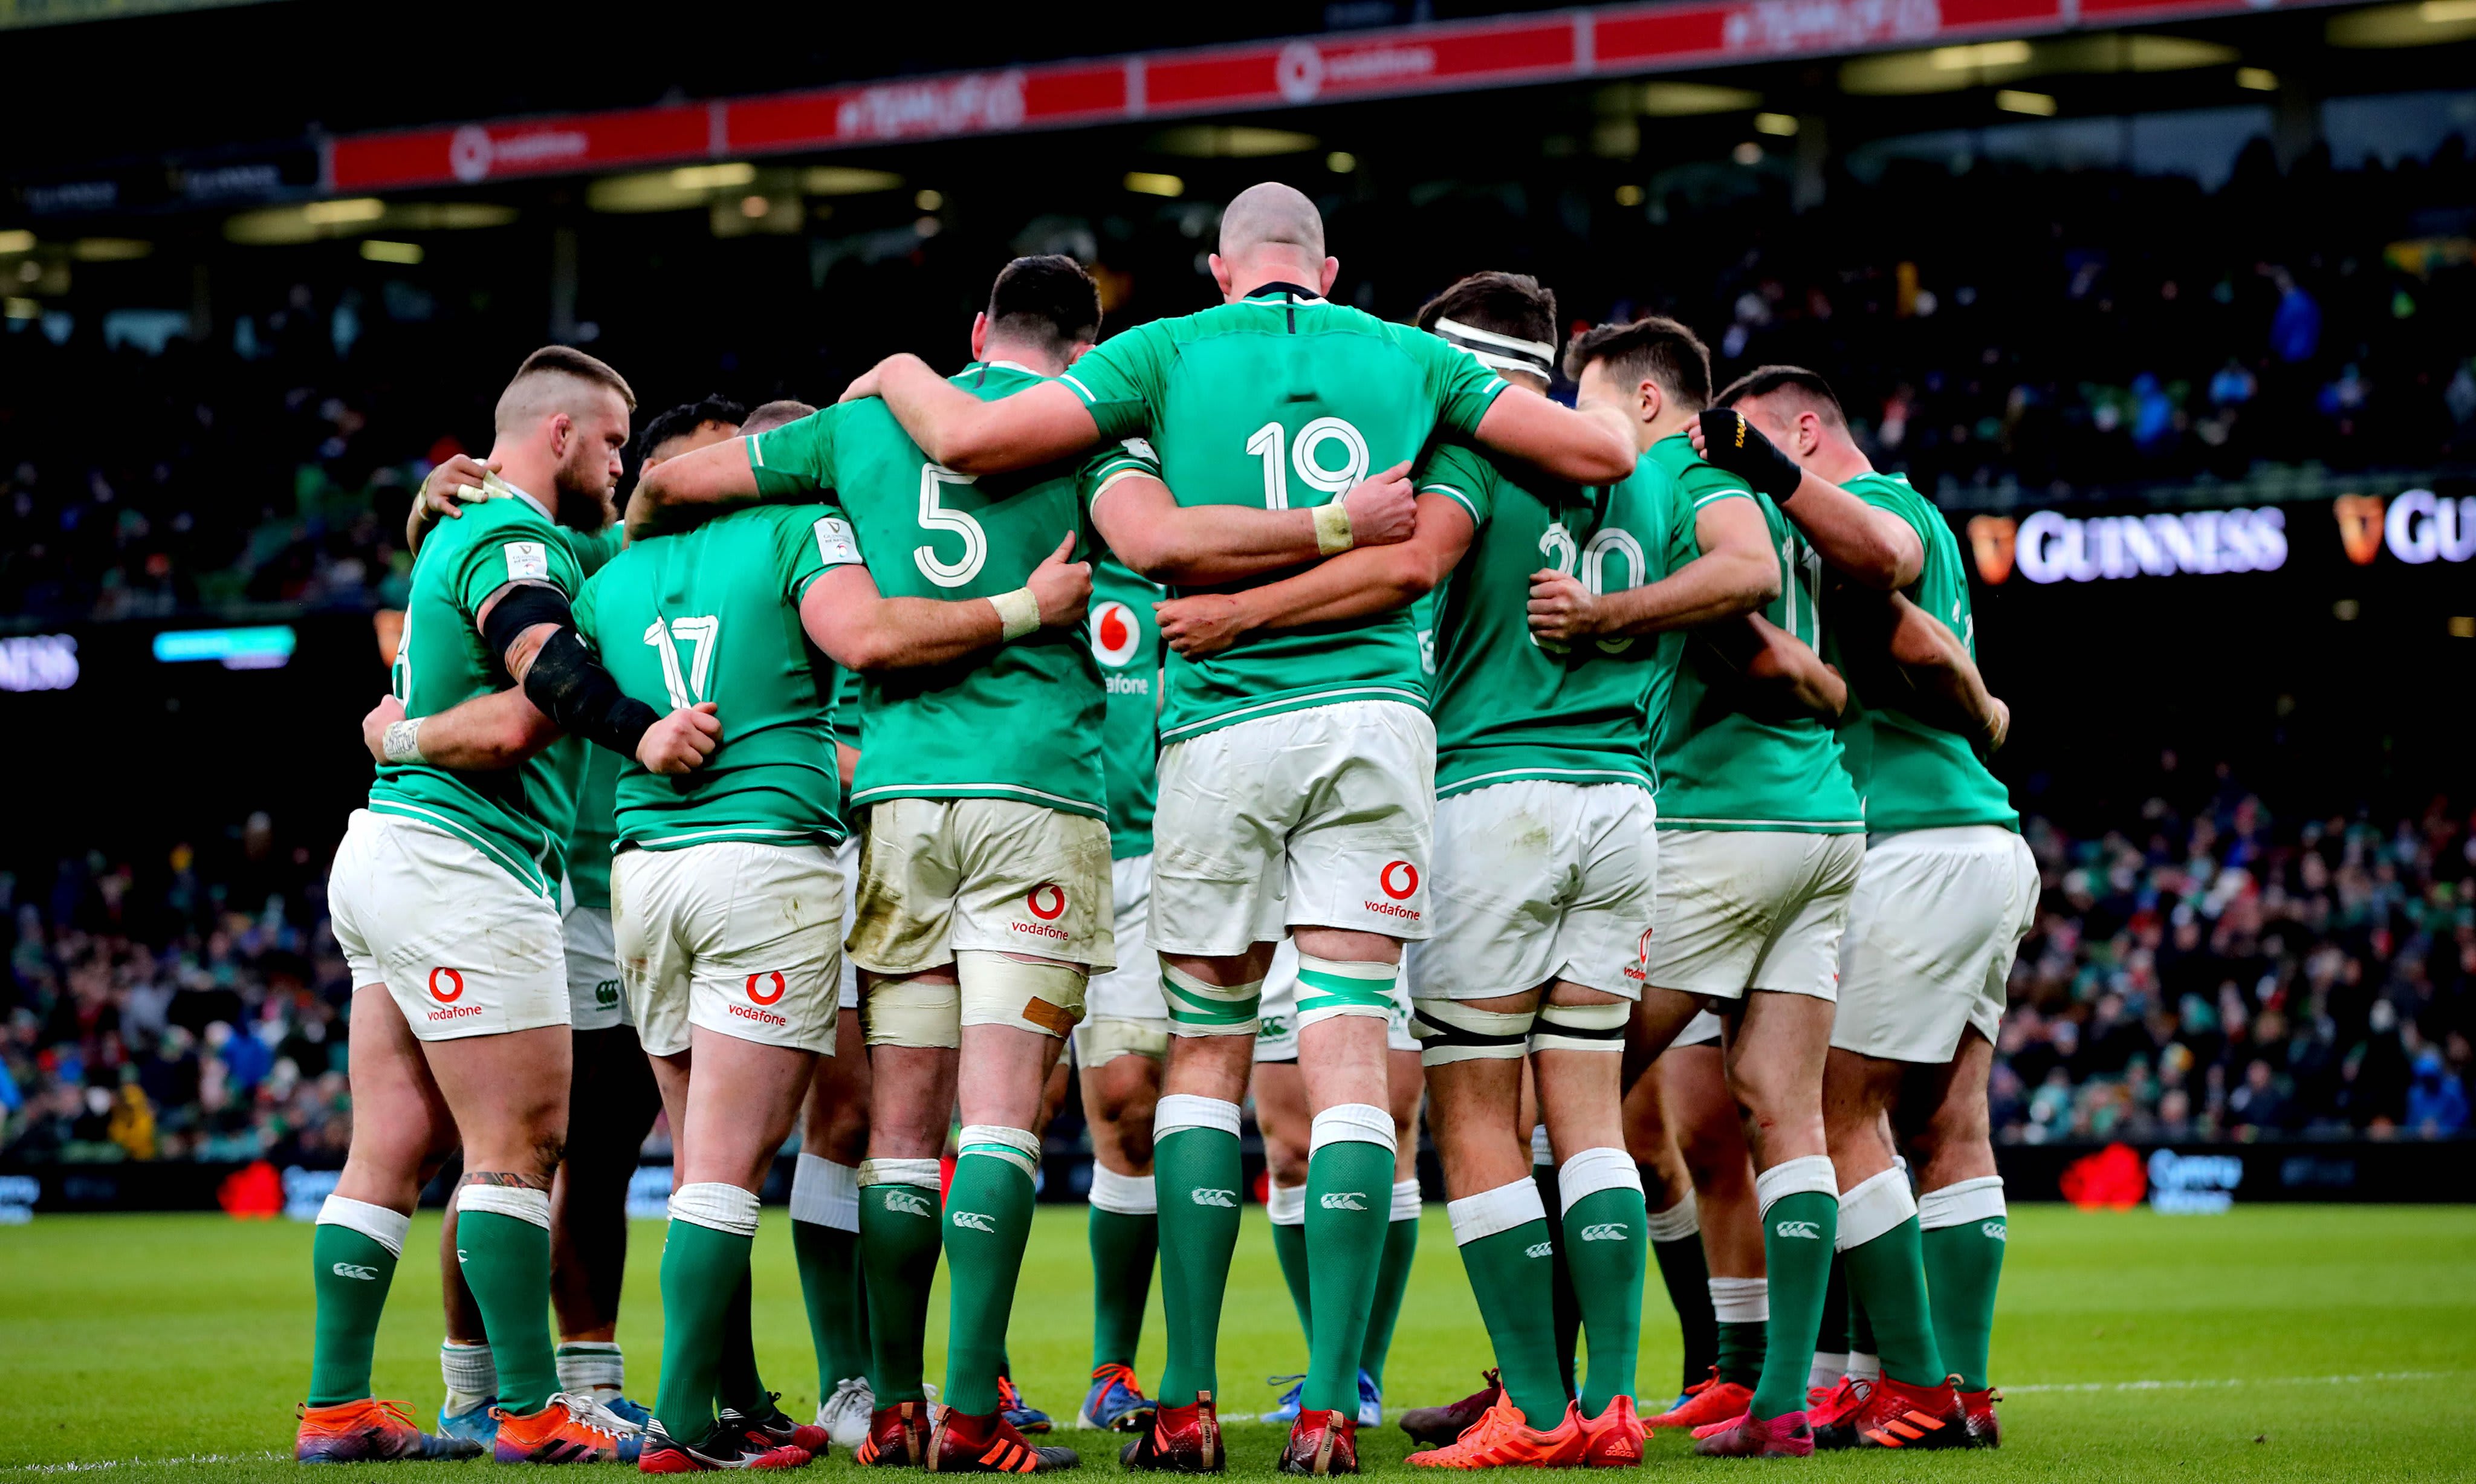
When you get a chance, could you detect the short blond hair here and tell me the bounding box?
[495,345,635,434]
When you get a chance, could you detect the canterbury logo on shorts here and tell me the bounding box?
[1190,1188,1236,1208]
[1525,1242,1554,1259]
[950,1210,997,1233]
[884,1191,934,1218]
[1580,1223,1629,1242]
[1320,1191,1369,1211]
[1774,1219,1824,1240]
[329,1262,379,1280]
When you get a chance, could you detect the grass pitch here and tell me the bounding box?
[2,1204,2469,1479]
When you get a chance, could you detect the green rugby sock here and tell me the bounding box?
[1447,1179,1567,1430]
[1153,1097,1243,1407]
[1358,1181,1421,1392]
[1749,1158,1838,1419]
[1646,1189,1718,1395]
[454,1189,560,1415]
[716,1266,767,1415]
[653,1187,759,1442]
[1531,1153,1581,1396]
[1838,1168,1943,1387]
[791,1156,872,1393]
[858,1159,945,1405]
[1558,1151,1648,1418]
[1268,1184,1312,1333]
[1087,1167,1159,1370]
[1710,1276,1769,1388]
[942,1127,1040,1417]
[1920,1177,2007,1393]
[1300,1107,1393,1416]
[306,1198,407,1407]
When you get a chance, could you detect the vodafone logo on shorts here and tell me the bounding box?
[1013,884,1070,941]
[1089,602,1140,667]
[731,971,791,1029]
[428,967,465,1003]
[746,971,787,1005]
[1379,861,1419,900]
[1625,927,1654,983]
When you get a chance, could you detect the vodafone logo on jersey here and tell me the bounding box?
[746,971,787,1006]
[428,968,465,1003]
[1089,602,1141,667]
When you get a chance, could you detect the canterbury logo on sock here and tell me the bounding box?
[950,1210,996,1233]
[1525,1242,1554,1259]
[1320,1191,1368,1211]
[1775,1219,1824,1240]
[1982,1220,2008,1240]
[883,1191,934,1218]
[329,1262,379,1280]
[1579,1223,1629,1242]
[1190,1188,1236,1208]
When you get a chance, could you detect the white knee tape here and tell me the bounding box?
[1555,1147,1644,1215]
[317,1194,410,1258]
[1709,1275,1769,1324]
[1834,1165,1918,1252]
[1161,964,1262,1038]
[956,950,1086,1037]
[1530,999,1629,1054]
[791,1153,862,1232]
[1531,1125,1555,1167]
[958,1124,1042,1180]
[1754,1155,1837,1217]
[1267,1181,1306,1226]
[457,1184,552,1230]
[1154,1094,1242,1141]
[865,978,962,1049]
[1392,1178,1422,1222]
[1917,1175,2006,1231]
[670,1181,761,1238]
[1447,1177,1548,1246]
[1410,996,1533,1064]
[1645,1190,1701,1243]
[1309,1101,1396,1157]
[1294,955,1399,1029]
[858,1156,945,1190]
[1089,1165,1158,1216]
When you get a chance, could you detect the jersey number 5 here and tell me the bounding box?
[644,616,719,710]
[916,464,987,587]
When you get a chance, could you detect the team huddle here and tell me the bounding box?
[294,181,2030,1474]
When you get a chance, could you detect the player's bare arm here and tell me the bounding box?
[1089,463,1416,585]
[1691,409,1921,591]
[800,532,1089,672]
[1704,613,1846,722]
[360,689,557,771]
[1879,590,2010,750]
[403,453,501,554]
[1527,495,1780,644]
[1471,384,1638,485]
[848,354,1102,475]
[474,579,720,775]
[623,436,760,540]
[1154,491,1473,657]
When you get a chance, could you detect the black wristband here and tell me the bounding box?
[1697,409,1806,502]
[522,628,658,758]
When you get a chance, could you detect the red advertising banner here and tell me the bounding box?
[728,62,1129,154]
[1142,14,1578,114]
[331,105,710,193]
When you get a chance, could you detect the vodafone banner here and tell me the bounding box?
[328,0,2333,192]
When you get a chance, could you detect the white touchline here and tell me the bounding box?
[10,1453,287,1474]
[2004,1369,2455,1395]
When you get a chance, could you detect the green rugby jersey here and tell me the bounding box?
[1649,435,1865,834]
[827,665,864,825]
[556,525,626,910]
[572,503,854,852]
[1089,555,1164,859]
[1418,441,1691,800]
[1835,471,2017,834]
[374,484,585,896]
[1059,285,1508,742]
[750,364,1113,820]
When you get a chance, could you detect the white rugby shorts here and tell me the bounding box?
[1416,779,1657,1002]
[847,797,1115,976]
[832,831,862,1012]
[1075,854,1168,1068]
[612,839,843,1058]
[328,809,568,1042]
[1832,826,2040,1064]
[1151,700,1435,956]
[1642,829,1864,1002]
[562,903,632,1032]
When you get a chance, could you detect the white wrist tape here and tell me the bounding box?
[990,587,1042,640]
[1312,500,1355,556]
[382,717,426,764]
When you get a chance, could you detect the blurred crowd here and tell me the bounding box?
[4,125,2473,625]
[4,770,2469,1166]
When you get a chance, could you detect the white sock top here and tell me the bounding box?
[1309,1101,1396,1156]
[1446,1177,1548,1245]
[790,1153,862,1232]
[1154,1094,1242,1140]
[1089,1165,1158,1216]
[317,1194,410,1257]
[1556,1146,1644,1214]
[1266,1182,1307,1226]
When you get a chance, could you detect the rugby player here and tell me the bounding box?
[849,186,1633,1476]
[1702,369,2029,1448]
[303,348,721,1465]
[1522,320,1857,1460]
[392,395,743,1445]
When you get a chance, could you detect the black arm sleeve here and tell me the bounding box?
[478,585,659,759]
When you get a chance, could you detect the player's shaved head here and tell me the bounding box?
[1717,365,1848,429]
[741,400,817,436]
[496,345,636,436]
[1218,182,1325,261]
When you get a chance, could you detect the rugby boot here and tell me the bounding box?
[1576,1395,1647,1468]
[296,1398,484,1463]
[1405,1394,1585,1468]
[720,1393,831,1457]
[1648,1367,1752,1431]
[1398,1370,1501,1447]
[1118,1392,1225,1473]
[491,1392,644,1464]
[857,1399,935,1467]
[1278,1409,1358,1476]
[927,1408,1080,1473]
[1690,1408,1813,1459]
[1072,1364,1156,1433]
[637,1418,811,1473]
[1813,1376,1966,1451]
[1959,1387,2001,1448]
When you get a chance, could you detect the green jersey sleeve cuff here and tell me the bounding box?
[1419,482,1483,524]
